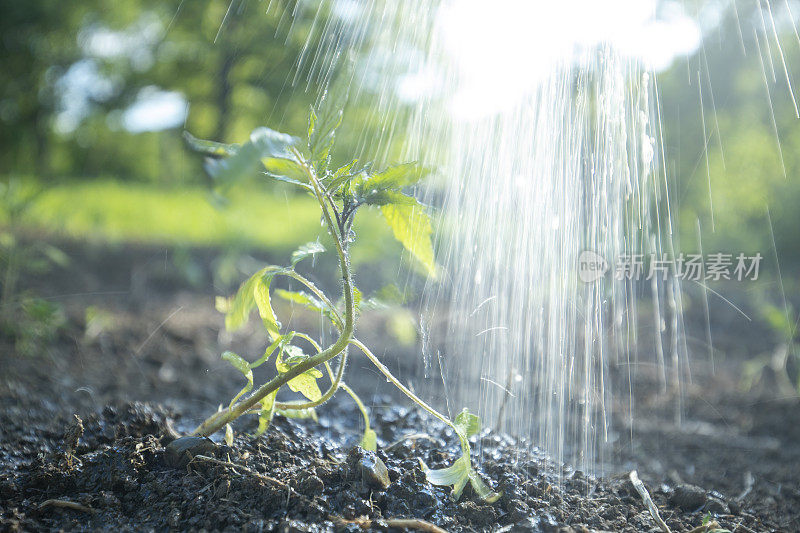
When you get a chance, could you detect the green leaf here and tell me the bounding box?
[308,106,317,139]
[222,267,269,331]
[249,335,285,369]
[275,289,339,327]
[309,104,343,162]
[183,131,240,157]
[255,390,278,437]
[215,295,230,313]
[362,284,407,310]
[468,471,501,503]
[454,408,481,439]
[291,240,326,266]
[360,428,377,451]
[308,79,349,167]
[380,198,437,278]
[253,274,281,341]
[276,289,324,310]
[250,127,298,158]
[224,423,234,446]
[202,127,297,188]
[362,188,420,207]
[221,350,253,406]
[275,345,324,402]
[360,162,428,193]
[422,453,501,502]
[286,369,324,402]
[262,156,311,191]
[324,159,358,193]
[352,286,362,316]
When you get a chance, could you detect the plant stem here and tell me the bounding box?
[275,336,347,411]
[349,338,460,442]
[340,382,371,433]
[192,154,355,438]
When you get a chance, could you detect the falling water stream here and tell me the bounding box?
[287,0,696,475]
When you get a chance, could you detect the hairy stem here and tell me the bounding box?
[192,156,354,437]
[349,338,461,447]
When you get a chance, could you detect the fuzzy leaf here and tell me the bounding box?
[360,428,378,452]
[380,198,437,278]
[253,274,281,341]
[291,240,326,266]
[215,295,231,313]
[221,351,253,406]
[454,408,481,439]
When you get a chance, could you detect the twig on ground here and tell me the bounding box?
[38,499,96,514]
[630,470,671,533]
[332,515,448,533]
[190,454,300,498]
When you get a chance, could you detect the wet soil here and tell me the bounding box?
[1,239,798,532]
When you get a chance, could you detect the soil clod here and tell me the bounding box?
[670,483,708,512]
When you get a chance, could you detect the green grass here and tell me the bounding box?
[11,178,395,261]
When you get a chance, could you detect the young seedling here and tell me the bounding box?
[184,97,500,502]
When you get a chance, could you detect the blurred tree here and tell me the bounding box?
[0,1,101,175]
[658,5,800,269]
[0,0,413,183]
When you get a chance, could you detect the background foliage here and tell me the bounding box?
[2,0,800,371]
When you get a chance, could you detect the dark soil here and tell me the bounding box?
[1,239,798,532]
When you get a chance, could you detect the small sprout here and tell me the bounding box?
[221,351,253,407]
[421,408,501,502]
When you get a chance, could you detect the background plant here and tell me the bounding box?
[0,179,68,355]
[186,95,499,502]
